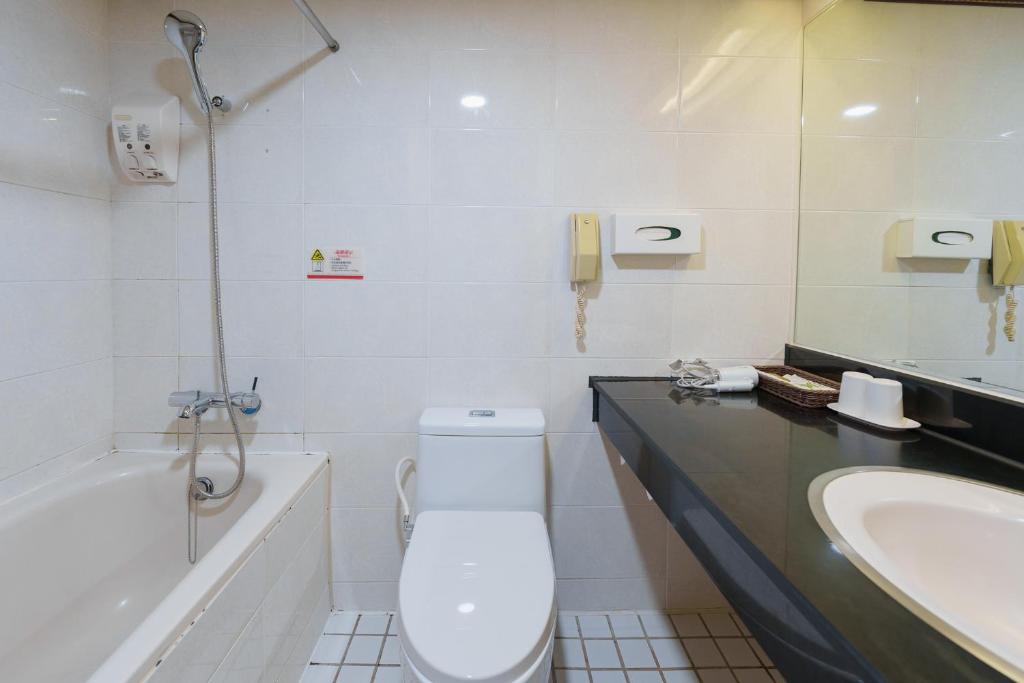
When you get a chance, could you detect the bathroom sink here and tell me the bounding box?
[808,467,1024,680]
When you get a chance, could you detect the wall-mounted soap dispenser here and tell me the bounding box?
[111,95,180,183]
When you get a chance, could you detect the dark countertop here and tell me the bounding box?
[591,378,1024,683]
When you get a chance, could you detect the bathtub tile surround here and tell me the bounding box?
[0,0,113,489]
[109,0,803,611]
[301,611,782,683]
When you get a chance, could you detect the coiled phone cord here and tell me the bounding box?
[574,283,587,340]
[1006,286,1017,342]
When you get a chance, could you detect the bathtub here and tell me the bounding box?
[0,449,329,683]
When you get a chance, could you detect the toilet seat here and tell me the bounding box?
[398,510,555,683]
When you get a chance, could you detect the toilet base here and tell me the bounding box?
[399,627,554,683]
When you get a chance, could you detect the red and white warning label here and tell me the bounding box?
[307,247,364,280]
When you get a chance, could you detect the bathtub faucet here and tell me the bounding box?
[168,385,262,419]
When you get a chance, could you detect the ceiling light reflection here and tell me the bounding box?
[843,104,878,118]
[460,94,487,109]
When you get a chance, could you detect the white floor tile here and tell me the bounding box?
[374,666,402,683]
[650,639,691,668]
[617,639,656,668]
[609,614,644,638]
[662,672,700,683]
[670,614,708,638]
[592,672,628,683]
[680,639,724,668]
[715,639,760,668]
[557,670,591,683]
[337,665,374,683]
[702,614,740,637]
[311,635,349,664]
[584,639,621,668]
[579,615,613,638]
[301,664,338,683]
[356,614,390,635]
[627,672,664,683]
[344,635,384,665]
[326,612,359,634]
[554,638,587,668]
[380,637,401,665]
[640,613,677,638]
[557,614,581,638]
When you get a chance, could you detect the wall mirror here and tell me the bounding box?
[794,0,1024,398]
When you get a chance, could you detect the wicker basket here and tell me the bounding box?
[754,365,840,409]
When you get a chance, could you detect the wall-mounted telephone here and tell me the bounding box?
[570,213,600,340]
[992,220,1024,341]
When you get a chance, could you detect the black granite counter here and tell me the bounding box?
[591,378,1024,683]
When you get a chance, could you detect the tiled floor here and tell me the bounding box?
[301,611,784,683]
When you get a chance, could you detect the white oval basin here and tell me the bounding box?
[809,467,1024,680]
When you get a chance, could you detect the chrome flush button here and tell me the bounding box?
[469,410,495,417]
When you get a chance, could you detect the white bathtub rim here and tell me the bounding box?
[83,450,328,683]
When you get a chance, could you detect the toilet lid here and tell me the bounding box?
[399,511,555,683]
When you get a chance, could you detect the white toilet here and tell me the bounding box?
[398,408,555,683]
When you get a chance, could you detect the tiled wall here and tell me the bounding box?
[0,0,113,490]
[108,0,802,610]
[796,0,1024,387]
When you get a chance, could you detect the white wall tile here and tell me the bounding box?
[801,59,916,137]
[177,203,302,281]
[114,356,178,434]
[677,133,798,210]
[178,281,303,358]
[555,0,679,53]
[799,136,914,212]
[797,211,908,288]
[305,127,430,205]
[547,358,672,434]
[428,206,554,283]
[305,49,429,127]
[112,202,176,280]
[179,125,303,204]
[0,359,113,481]
[0,185,110,282]
[427,284,550,357]
[113,280,178,357]
[330,508,405,582]
[304,283,428,357]
[554,131,677,208]
[677,211,795,285]
[671,285,790,360]
[303,205,429,283]
[430,50,555,129]
[556,52,678,131]
[304,358,428,433]
[679,0,801,58]
[427,358,549,408]
[680,57,800,134]
[0,281,111,382]
[550,505,666,579]
[548,433,654,507]
[305,433,417,508]
[550,284,673,358]
[431,129,555,206]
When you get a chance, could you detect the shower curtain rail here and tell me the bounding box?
[292,0,339,52]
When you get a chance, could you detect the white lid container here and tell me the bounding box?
[418,408,545,437]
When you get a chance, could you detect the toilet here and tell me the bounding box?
[398,408,555,683]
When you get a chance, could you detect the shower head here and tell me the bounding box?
[164,10,212,114]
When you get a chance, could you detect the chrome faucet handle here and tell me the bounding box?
[231,391,262,415]
[169,390,201,407]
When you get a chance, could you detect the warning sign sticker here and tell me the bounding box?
[307,247,364,280]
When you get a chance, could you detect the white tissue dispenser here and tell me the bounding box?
[111,95,180,183]
[612,212,702,256]
[895,217,992,260]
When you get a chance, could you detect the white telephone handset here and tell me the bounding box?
[570,213,600,340]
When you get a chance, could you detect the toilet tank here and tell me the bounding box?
[416,408,546,518]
